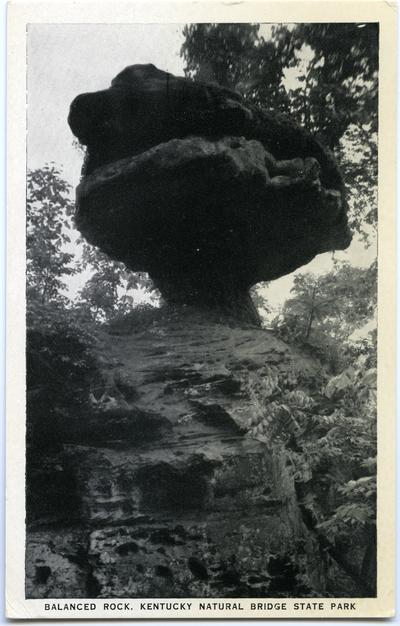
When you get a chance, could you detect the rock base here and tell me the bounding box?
[26,309,328,598]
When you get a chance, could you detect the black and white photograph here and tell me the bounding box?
[5,2,396,619]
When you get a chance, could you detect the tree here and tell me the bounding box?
[244,332,377,595]
[27,162,159,327]
[77,243,160,323]
[337,124,378,241]
[271,262,377,371]
[181,24,259,88]
[281,274,338,340]
[181,24,291,112]
[289,262,375,336]
[288,24,378,240]
[250,283,270,322]
[285,24,378,147]
[26,165,98,451]
[181,23,378,242]
[181,23,378,140]
[26,165,76,311]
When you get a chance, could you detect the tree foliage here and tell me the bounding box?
[285,24,378,147]
[181,24,291,112]
[27,165,158,325]
[76,243,159,323]
[270,261,377,372]
[181,22,378,242]
[27,165,76,309]
[26,166,95,448]
[245,342,377,595]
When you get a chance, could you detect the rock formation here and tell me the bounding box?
[27,310,338,598]
[26,65,355,600]
[68,64,351,320]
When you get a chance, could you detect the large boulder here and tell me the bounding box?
[68,65,352,314]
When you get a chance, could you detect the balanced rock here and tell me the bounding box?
[68,64,352,317]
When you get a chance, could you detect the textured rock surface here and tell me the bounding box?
[68,65,352,310]
[32,64,356,599]
[26,310,329,598]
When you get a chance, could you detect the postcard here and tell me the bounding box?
[6,0,396,619]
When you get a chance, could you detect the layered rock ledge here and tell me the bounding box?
[27,310,333,598]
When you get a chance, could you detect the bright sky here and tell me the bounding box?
[27,24,376,312]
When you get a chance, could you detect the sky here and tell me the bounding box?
[27,23,376,313]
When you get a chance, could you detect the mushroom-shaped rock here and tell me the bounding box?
[68,64,352,320]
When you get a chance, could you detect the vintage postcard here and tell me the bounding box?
[6,0,396,619]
